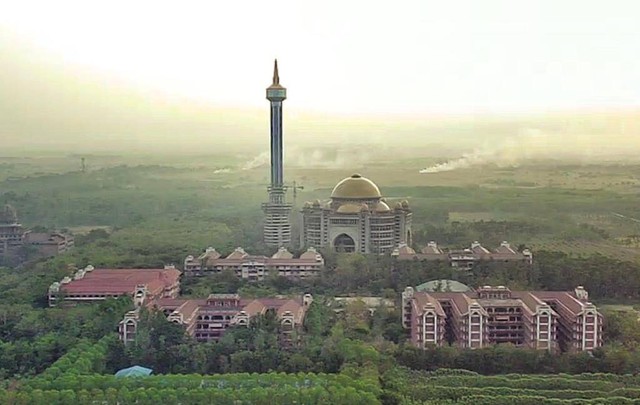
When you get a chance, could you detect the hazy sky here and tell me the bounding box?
[2,0,640,115]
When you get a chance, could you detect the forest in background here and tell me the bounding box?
[2,154,640,403]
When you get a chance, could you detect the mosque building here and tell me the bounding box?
[260,63,411,254]
[300,174,412,254]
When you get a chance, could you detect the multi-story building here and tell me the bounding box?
[394,241,533,268]
[0,204,26,259]
[0,204,74,264]
[48,265,181,307]
[119,293,313,345]
[300,174,412,254]
[183,246,324,280]
[25,231,74,257]
[402,285,602,352]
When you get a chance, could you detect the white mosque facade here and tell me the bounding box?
[300,174,412,254]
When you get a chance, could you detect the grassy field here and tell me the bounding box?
[528,240,640,262]
[389,367,640,404]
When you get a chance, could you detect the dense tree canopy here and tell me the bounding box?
[4,162,640,403]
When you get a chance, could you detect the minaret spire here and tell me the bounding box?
[273,59,280,85]
[263,60,291,248]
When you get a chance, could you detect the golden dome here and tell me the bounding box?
[374,201,391,213]
[336,203,363,214]
[331,174,382,199]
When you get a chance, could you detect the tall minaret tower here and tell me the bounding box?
[262,60,292,247]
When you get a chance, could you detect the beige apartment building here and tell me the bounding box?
[402,285,602,352]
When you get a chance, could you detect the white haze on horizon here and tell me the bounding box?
[239,147,373,172]
[420,126,640,174]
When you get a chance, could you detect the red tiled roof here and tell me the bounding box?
[420,244,443,254]
[511,291,549,315]
[401,242,530,262]
[154,298,187,309]
[174,299,206,320]
[256,297,299,307]
[276,299,305,323]
[241,297,304,317]
[429,292,474,315]
[194,247,323,267]
[494,245,517,255]
[413,292,446,317]
[204,257,321,266]
[300,249,322,260]
[532,291,585,315]
[421,290,584,318]
[470,244,491,255]
[60,268,181,296]
[397,253,448,261]
[242,300,267,317]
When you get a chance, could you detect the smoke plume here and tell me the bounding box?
[240,146,372,171]
[420,126,640,174]
[213,168,232,174]
[241,153,270,170]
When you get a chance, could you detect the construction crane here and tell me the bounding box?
[262,180,305,205]
[290,180,304,206]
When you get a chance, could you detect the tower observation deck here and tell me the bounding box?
[262,60,292,247]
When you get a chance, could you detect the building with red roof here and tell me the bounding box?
[184,246,324,280]
[402,285,602,352]
[48,265,181,307]
[119,293,313,345]
[394,241,533,268]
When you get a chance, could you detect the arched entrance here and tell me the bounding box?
[334,234,356,253]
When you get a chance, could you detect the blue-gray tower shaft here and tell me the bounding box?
[262,60,291,247]
[270,100,283,189]
[268,61,285,198]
